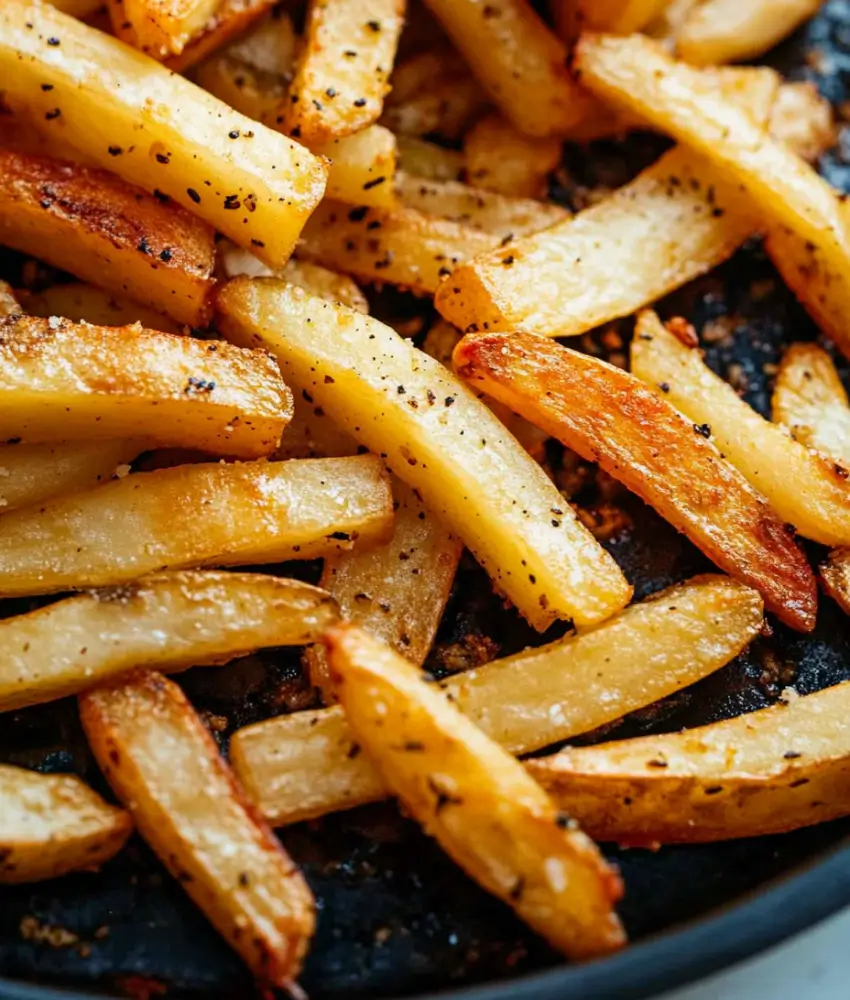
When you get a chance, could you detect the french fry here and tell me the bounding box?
[109,0,223,57]
[528,680,850,844]
[282,0,405,144]
[0,765,132,883]
[454,331,816,630]
[313,126,398,209]
[770,82,836,165]
[676,0,823,66]
[821,549,850,616]
[419,0,595,137]
[0,2,328,267]
[0,571,338,712]
[18,284,183,335]
[80,672,315,988]
[462,114,563,199]
[230,575,764,825]
[396,135,463,182]
[327,625,626,959]
[297,199,498,293]
[218,278,631,630]
[0,439,143,514]
[630,311,850,547]
[165,0,279,73]
[564,0,674,34]
[0,314,291,457]
[0,456,393,597]
[306,479,462,702]
[0,148,216,327]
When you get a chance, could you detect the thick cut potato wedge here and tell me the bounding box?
[0,314,291,457]
[0,456,393,597]
[821,549,850,616]
[769,82,835,164]
[528,680,850,844]
[218,278,631,630]
[0,571,338,712]
[396,173,568,239]
[111,0,221,57]
[80,672,315,988]
[676,0,822,66]
[0,765,132,883]
[282,0,404,144]
[0,148,215,327]
[462,114,563,200]
[19,284,182,335]
[631,312,850,547]
[164,0,277,72]
[419,0,595,137]
[327,625,626,959]
[396,136,463,182]
[0,439,143,513]
[306,479,462,702]
[230,576,764,824]
[454,331,816,631]
[0,3,327,267]
[297,199,498,294]
[313,126,398,209]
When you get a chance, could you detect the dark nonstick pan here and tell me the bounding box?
[2,3,850,999]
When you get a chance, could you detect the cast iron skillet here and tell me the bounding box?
[1,3,850,999]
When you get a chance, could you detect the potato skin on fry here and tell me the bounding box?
[327,626,626,960]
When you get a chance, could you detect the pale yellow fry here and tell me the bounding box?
[0,456,394,597]
[229,576,764,824]
[218,278,631,630]
[19,284,183,335]
[631,311,850,546]
[0,765,132,883]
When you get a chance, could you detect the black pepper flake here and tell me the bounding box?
[502,254,515,266]
[187,187,201,203]
[366,19,381,31]
[444,396,455,407]
[554,812,574,830]
[159,248,173,262]
[153,188,169,203]
[659,381,670,393]
[137,236,152,254]
[223,194,241,210]
[353,97,367,107]
[108,145,123,156]
[397,385,406,394]
[348,205,368,222]
[346,743,361,759]
[329,531,351,541]
[44,108,61,120]
[402,741,424,751]
[40,83,54,92]
[251,239,265,247]
[783,750,802,759]
[363,176,386,190]
[155,152,170,164]
[47,36,60,45]
[325,87,337,98]
[693,423,711,438]
[228,129,240,139]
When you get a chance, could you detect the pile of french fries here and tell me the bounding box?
[0,0,848,991]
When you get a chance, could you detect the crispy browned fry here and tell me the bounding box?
[0,571,338,711]
[396,136,464,181]
[297,199,498,293]
[0,765,132,883]
[80,672,315,987]
[0,456,393,597]
[307,480,462,702]
[218,278,631,630]
[769,82,835,163]
[230,576,764,824]
[328,625,626,959]
[462,114,563,199]
[631,312,850,547]
[0,3,327,267]
[454,330,816,630]
[109,0,222,57]
[0,314,290,457]
[164,0,277,72]
[420,0,595,137]
[528,680,850,844]
[282,0,404,144]
[18,284,182,335]
[0,148,215,327]
[821,549,850,615]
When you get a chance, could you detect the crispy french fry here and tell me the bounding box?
[218,278,631,630]
[230,575,763,825]
[528,680,850,844]
[0,765,132,883]
[0,2,327,267]
[80,672,315,988]
[396,135,463,182]
[769,82,835,164]
[0,314,290,457]
[0,148,215,327]
[0,439,143,513]
[821,549,850,616]
[462,114,563,199]
[676,0,822,66]
[313,126,398,209]
[0,456,393,597]
[455,331,816,630]
[165,0,279,73]
[0,571,337,711]
[297,199,498,293]
[327,625,626,959]
[419,0,595,137]
[18,284,183,335]
[630,312,850,547]
[565,0,673,33]
[282,0,405,144]
[306,479,462,702]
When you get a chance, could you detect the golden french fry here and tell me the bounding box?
[0,314,291,457]
[306,479,462,702]
[462,114,563,199]
[165,0,278,72]
[230,576,764,824]
[18,284,183,335]
[80,672,315,988]
[0,456,394,597]
[396,136,463,182]
[0,571,339,711]
[0,765,132,883]
[769,82,835,164]
[528,680,850,844]
[821,549,850,616]
[327,625,626,959]
[0,2,328,267]
[630,312,850,547]
[0,148,215,327]
[454,331,816,630]
[218,278,631,630]
[109,0,221,56]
